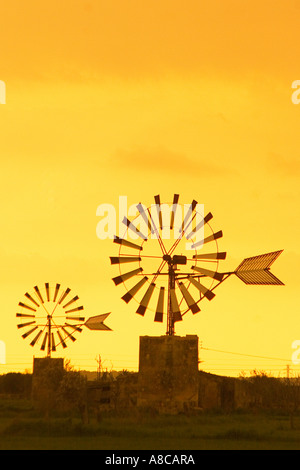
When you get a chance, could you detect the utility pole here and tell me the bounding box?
[96,354,102,380]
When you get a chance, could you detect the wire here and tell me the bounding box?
[201,346,292,363]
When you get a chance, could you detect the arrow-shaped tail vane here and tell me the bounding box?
[234,250,284,285]
[84,313,112,331]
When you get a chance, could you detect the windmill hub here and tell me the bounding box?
[163,254,187,265]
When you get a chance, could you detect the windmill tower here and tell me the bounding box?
[110,194,284,412]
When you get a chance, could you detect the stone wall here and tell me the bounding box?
[137,335,199,413]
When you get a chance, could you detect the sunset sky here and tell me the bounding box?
[0,0,299,377]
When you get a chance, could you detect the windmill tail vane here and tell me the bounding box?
[110,194,284,336]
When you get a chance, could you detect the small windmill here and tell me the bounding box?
[110,194,284,336]
[17,282,111,356]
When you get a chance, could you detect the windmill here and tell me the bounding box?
[110,194,284,336]
[17,282,111,357]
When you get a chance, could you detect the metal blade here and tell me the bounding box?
[113,236,143,251]
[51,333,56,351]
[18,302,36,312]
[154,194,163,230]
[84,313,111,331]
[191,265,224,281]
[180,199,198,233]
[24,292,39,307]
[17,321,36,329]
[137,203,153,233]
[188,276,216,300]
[65,323,83,333]
[62,326,76,342]
[58,288,71,305]
[63,295,79,308]
[53,283,61,302]
[193,252,227,260]
[40,332,48,351]
[191,230,223,249]
[170,288,182,322]
[66,316,85,322]
[112,267,143,286]
[34,285,44,304]
[122,217,147,240]
[136,282,156,316]
[178,282,200,314]
[45,283,50,302]
[170,194,179,230]
[186,212,213,240]
[57,330,67,348]
[154,287,165,322]
[65,306,84,314]
[110,256,141,265]
[30,330,43,347]
[16,313,36,318]
[121,276,148,303]
[22,326,38,339]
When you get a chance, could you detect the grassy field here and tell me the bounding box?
[1,397,300,450]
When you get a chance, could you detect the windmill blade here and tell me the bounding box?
[122,216,147,240]
[17,321,36,329]
[186,212,213,240]
[154,194,163,230]
[40,332,48,351]
[18,302,36,312]
[30,330,43,347]
[136,282,156,316]
[16,313,36,318]
[121,276,148,303]
[53,283,61,302]
[66,316,85,322]
[180,199,198,233]
[178,282,200,314]
[137,203,153,233]
[191,265,224,281]
[193,252,227,260]
[65,305,84,314]
[61,326,76,342]
[63,295,79,308]
[191,230,223,249]
[154,287,165,322]
[188,276,216,301]
[110,256,141,265]
[170,193,179,230]
[65,323,83,333]
[22,326,38,339]
[112,267,143,286]
[45,283,50,302]
[84,313,112,331]
[24,292,39,307]
[58,288,71,305]
[113,236,143,251]
[34,285,44,304]
[57,330,67,348]
[170,289,182,322]
[51,333,56,351]
[234,250,284,285]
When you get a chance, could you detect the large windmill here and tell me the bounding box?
[110,194,284,336]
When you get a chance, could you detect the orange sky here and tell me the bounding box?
[0,0,299,376]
